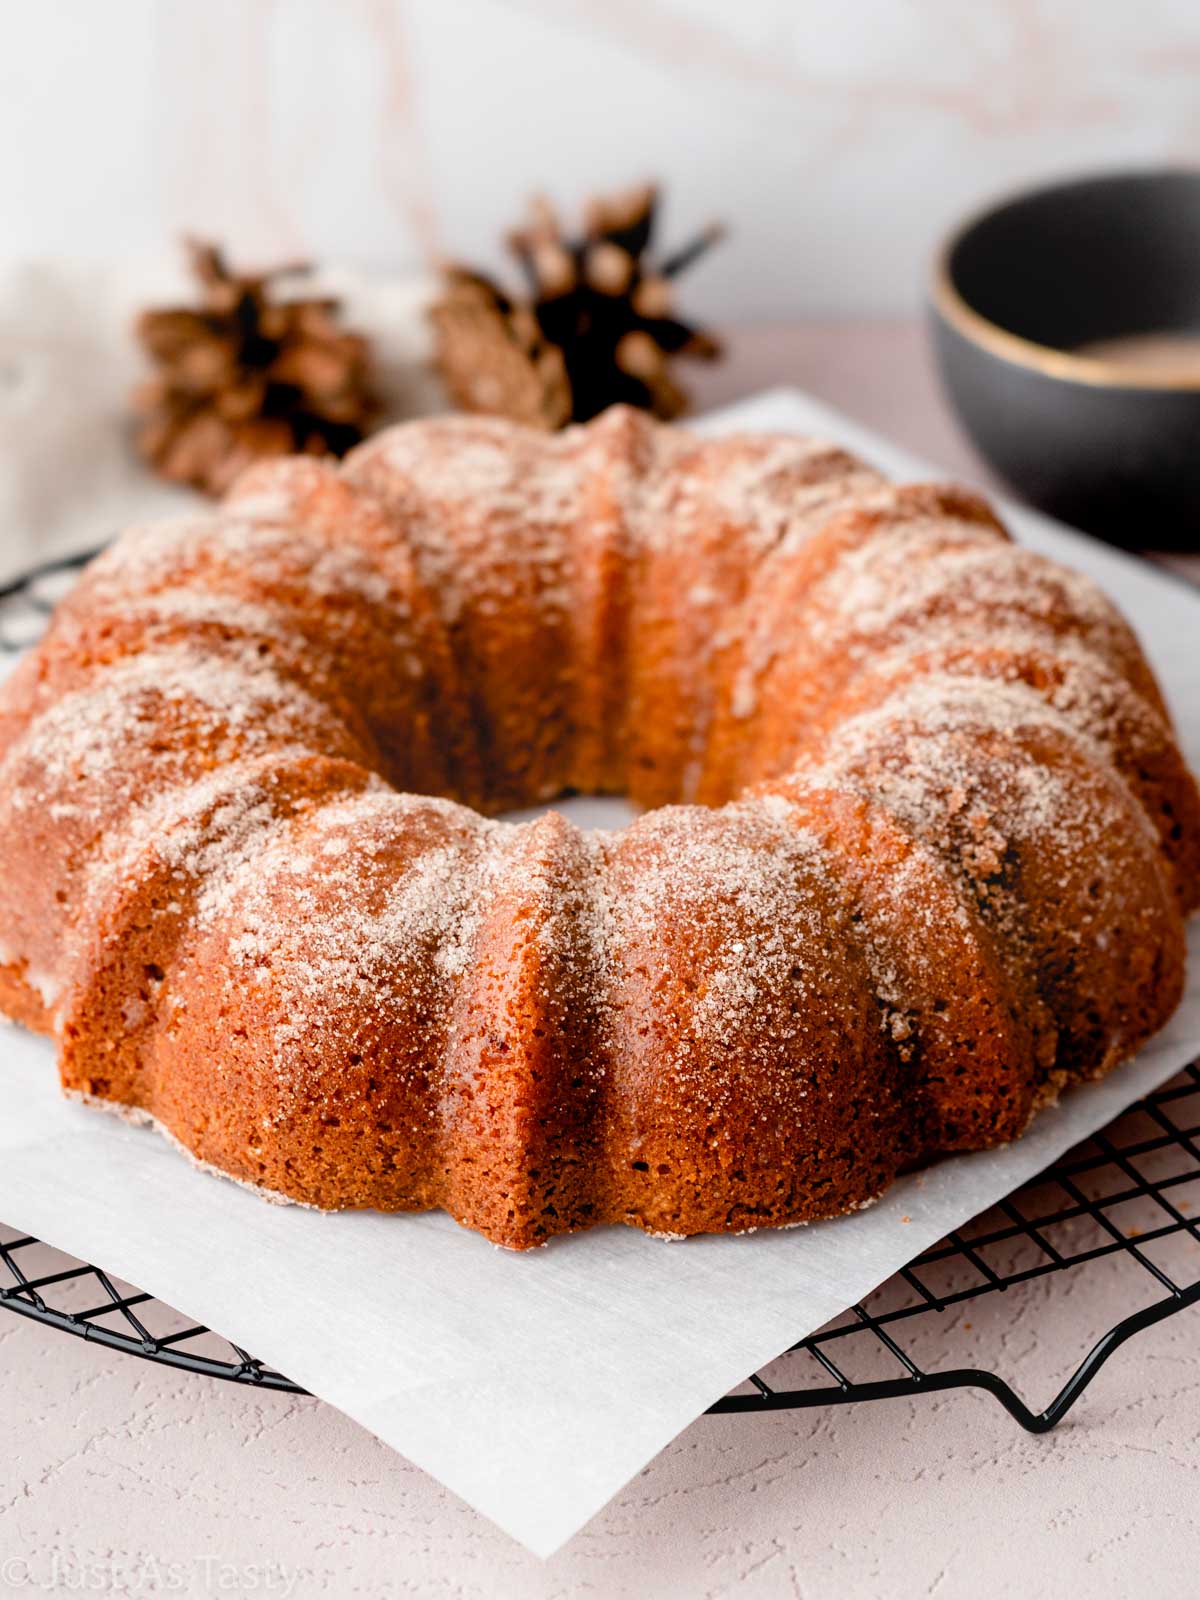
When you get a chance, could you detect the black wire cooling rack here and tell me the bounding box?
[2,549,1199,1429]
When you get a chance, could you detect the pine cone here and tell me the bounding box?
[132,240,379,496]
[430,183,724,430]
[430,270,572,430]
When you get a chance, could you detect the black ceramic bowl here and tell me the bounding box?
[930,169,1200,547]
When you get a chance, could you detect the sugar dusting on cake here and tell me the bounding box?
[0,405,1192,1248]
[0,642,355,817]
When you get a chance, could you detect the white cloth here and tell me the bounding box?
[0,258,442,586]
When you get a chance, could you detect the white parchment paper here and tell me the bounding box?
[1,386,1198,1558]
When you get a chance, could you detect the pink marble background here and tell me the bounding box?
[3,1,1200,316]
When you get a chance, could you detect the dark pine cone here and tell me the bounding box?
[430,182,724,430]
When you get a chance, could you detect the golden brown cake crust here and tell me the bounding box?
[0,405,1196,1248]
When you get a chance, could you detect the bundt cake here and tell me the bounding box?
[0,406,1196,1248]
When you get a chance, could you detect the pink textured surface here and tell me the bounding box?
[2,322,1197,1597]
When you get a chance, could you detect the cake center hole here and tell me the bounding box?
[498,795,639,832]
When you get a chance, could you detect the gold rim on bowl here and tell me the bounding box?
[931,173,1200,394]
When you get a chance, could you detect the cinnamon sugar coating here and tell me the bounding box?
[0,406,1196,1248]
